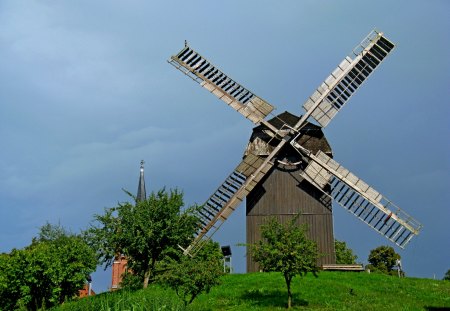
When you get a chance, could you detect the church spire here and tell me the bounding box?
[136,160,147,202]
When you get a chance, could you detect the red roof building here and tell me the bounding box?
[78,282,95,298]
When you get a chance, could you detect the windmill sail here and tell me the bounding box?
[296,147,422,248]
[302,30,395,128]
[183,153,274,256]
[169,46,275,124]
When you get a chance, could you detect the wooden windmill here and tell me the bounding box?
[168,30,422,268]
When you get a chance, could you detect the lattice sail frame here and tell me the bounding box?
[169,46,275,124]
[294,144,422,249]
[302,30,395,128]
[182,153,274,256]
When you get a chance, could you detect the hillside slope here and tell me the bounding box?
[55,271,450,310]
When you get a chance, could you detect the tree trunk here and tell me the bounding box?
[143,258,156,288]
[143,268,151,288]
[285,274,292,309]
[188,293,198,305]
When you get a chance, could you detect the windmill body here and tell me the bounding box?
[168,29,423,260]
[246,112,335,271]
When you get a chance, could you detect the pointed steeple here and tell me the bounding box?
[112,161,146,291]
[136,160,147,202]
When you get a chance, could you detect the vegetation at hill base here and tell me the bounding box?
[366,245,401,276]
[2,187,447,310]
[157,240,223,306]
[443,269,450,281]
[0,223,96,310]
[53,271,450,311]
[334,239,358,264]
[85,189,199,289]
[85,187,224,307]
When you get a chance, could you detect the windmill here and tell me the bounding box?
[168,30,423,266]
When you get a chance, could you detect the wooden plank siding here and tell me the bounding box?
[246,167,336,272]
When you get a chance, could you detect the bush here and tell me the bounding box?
[335,239,358,264]
[366,245,401,275]
[444,269,450,281]
[158,241,223,306]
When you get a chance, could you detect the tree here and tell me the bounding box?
[443,269,450,281]
[36,221,68,242]
[335,239,358,264]
[248,217,319,309]
[0,249,26,310]
[158,240,223,306]
[0,223,97,310]
[86,188,199,288]
[366,245,400,275]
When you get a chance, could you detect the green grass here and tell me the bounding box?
[54,272,450,310]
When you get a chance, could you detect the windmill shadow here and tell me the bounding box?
[297,178,333,210]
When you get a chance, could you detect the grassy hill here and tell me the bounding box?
[55,271,450,310]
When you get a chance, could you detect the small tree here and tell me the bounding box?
[366,245,400,275]
[443,269,450,281]
[158,241,223,306]
[335,239,358,264]
[248,217,319,309]
[86,188,199,288]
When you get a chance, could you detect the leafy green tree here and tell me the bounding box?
[36,221,68,242]
[0,223,97,310]
[0,249,27,310]
[335,239,358,264]
[366,245,400,275]
[158,240,223,306]
[443,269,450,281]
[248,217,319,309]
[120,271,143,290]
[86,188,199,288]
